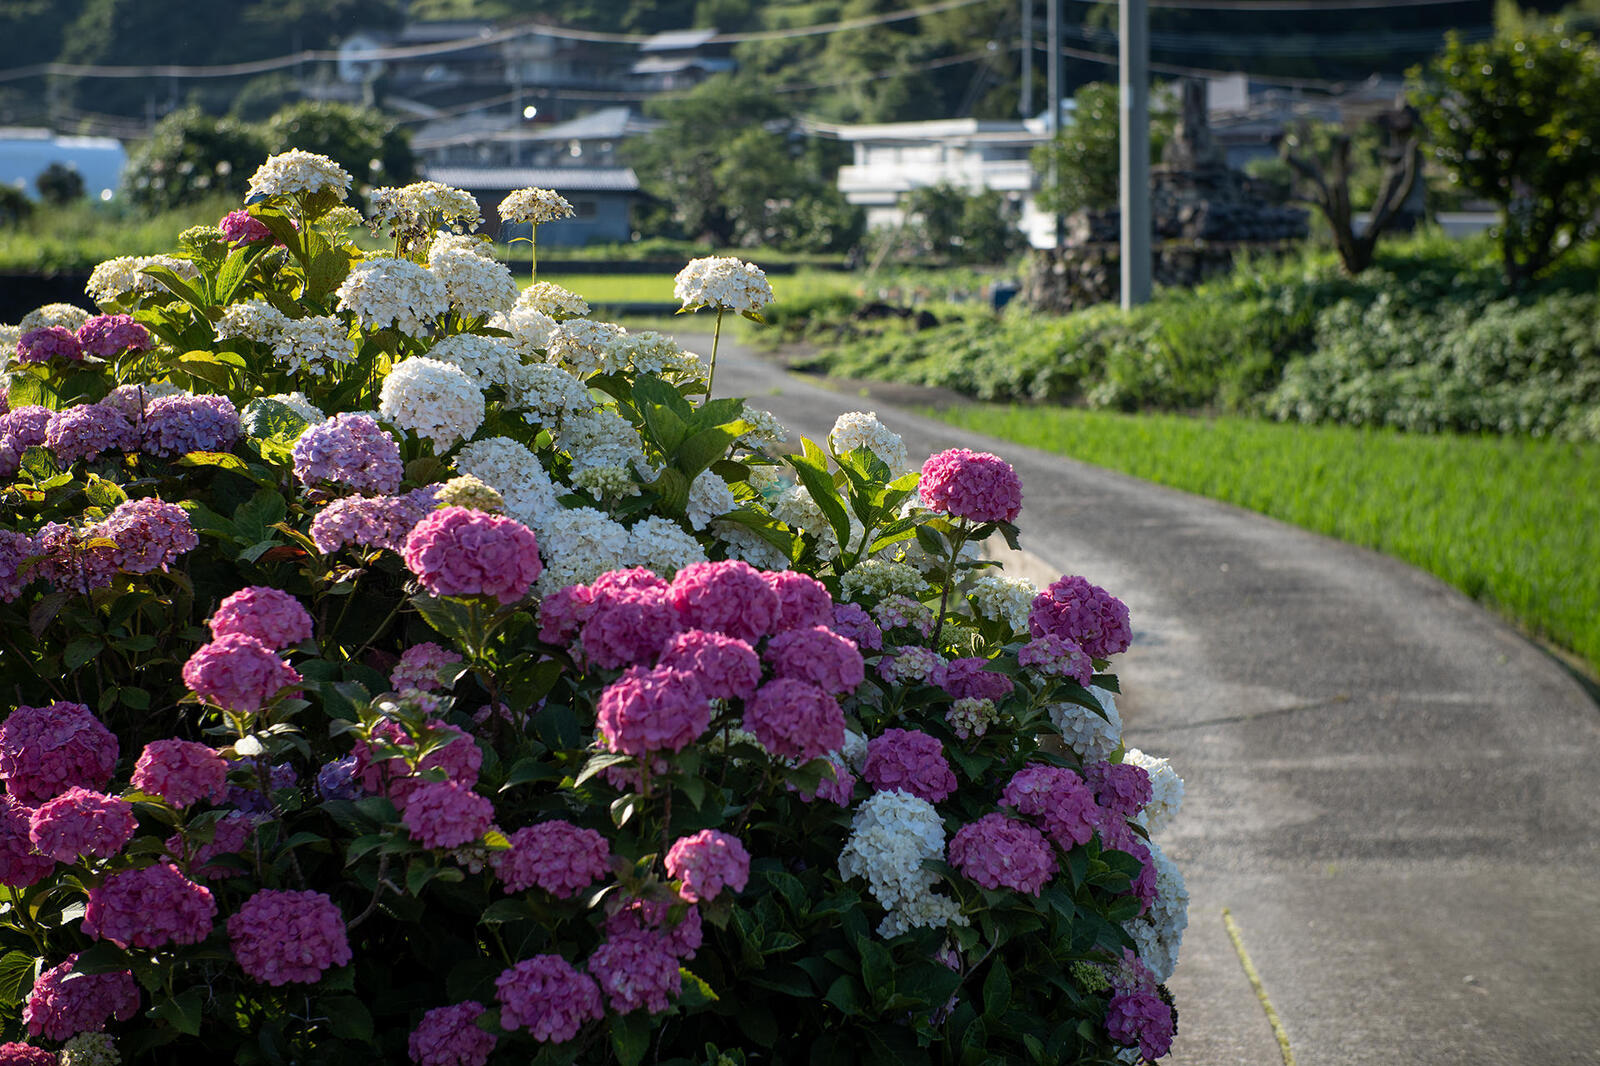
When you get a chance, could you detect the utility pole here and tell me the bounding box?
[1020,0,1033,119]
[1119,0,1151,307]
[1047,0,1062,248]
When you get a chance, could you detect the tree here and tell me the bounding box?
[1032,82,1173,217]
[120,107,269,212]
[901,182,1026,265]
[1411,30,1600,286]
[263,101,415,201]
[35,162,86,205]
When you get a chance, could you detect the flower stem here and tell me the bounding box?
[931,523,970,647]
[529,226,538,286]
[706,307,725,400]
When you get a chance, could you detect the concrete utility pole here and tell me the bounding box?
[1020,0,1033,119]
[1119,0,1151,307]
[1047,0,1063,248]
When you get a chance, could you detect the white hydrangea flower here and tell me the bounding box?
[427,334,521,390]
[319,204,366,238]
[684,470,738,531]
[506,362,594,426]
[746,465,783,494]
[879,890,966,939]
[615,330,705,383]
[454,436,560,528]
[547,319,625,379]
[18,303,90,333]
[839,789,964,938]
[1125,749,1184,837]
[557,408,649,474]
[841,559,927,601]
[216,298,288,343]
[427,234,518,319]
[966,574,1037,633]
[1124,839,1188,983]
[86,255,202,304]
[535,506,632,592]
[371,182,483,233]
[626,515,707,576]
[572,464,640,500]
[830,411,910,472]
[498,187,575,224]
[0,325,20,352]
[710,518,791,571]
[336,257,449,336]
[1048,686,1123,761]
[436,474,505,513]
[490,305,558,362]
[771,484,843,555]
[737,405,789,447]
[378,356,484,450]
[247,150,352,200]
[273,315,355,376]
[674,256,774,315]
[838,729,869,771]
[59,1031,120,1066]
[517,282,589,320]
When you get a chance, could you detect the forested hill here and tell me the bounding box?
[0,0,1569,128]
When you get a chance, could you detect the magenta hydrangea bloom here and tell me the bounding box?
[27,787,136,862]
[1017,633,1093,686]
[33,522,118,594]
[664,829,750,903]
[99,496,198,574]
[403,507,543,605]
[593,567,670,596]
[131,739,228,807]
[763,625,864,696]
[666,560,779,642]
[0,1040,55,1065]
[580,584,681,670]
[948,812,1055,895]
[0,794,54,888]
[15,326,83,365]
[219,210,272,246]
[352,718,482,809]
[862,728,956,803]
[942,658,1014,703]
[0,406,52,448]
[408,1001,497,1066]
[228,889,352,985]
[0,530,39,604]
[744,678,845,761]
[595,664,709,757]
[402,780,494,849]
[22,954,139,1041]
[142,393,240,458]
[1107,976,1176,1061]
[182,633,301,712]
[1000,764,1099,848]
[76,314,152,358]
[1086,761,1153,819]
[0,438,18,481]
[292,412,403,494]
[587,931,682,1014]
[45,404,129,464]
[82,862,216,949]
[164,810,260,881]
[1028,575,1132,660]
[209,586,314,649]
[657,629,761,701]
[495,955,603,1043]
[830,602,883,651]
[492,820,611,897]
[309,487,438,555]
[0,701,118,804]
[391,642,463,692]
[538,583,595,645]
[762,569,833,632]
[918,448,1022,524]
[604,897,703,960]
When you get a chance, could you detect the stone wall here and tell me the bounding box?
[1020,241,1302,313]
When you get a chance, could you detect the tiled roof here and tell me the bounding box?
[422,165,640,193]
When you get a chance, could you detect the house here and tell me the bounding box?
[412,107,659,171]
[631,29,734,93]
[421,165,641,246]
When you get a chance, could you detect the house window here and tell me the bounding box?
[573,199,597,218]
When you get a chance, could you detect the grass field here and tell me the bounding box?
[541,268,996,309]
[923,404,1600,679]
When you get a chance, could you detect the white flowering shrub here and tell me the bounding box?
[0,155,1187,1065]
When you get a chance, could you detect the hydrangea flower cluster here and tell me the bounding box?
[208,586,313,648]
[27,787,136,862]
[407,1001,497,1066]
[0,701,118,804]
[379,356,485,449]
[227,889,352,985]
[131,740,228,807]
[15,326,83,365]
[22,955,140,1041]
[82,862,216,948]
[829,410,910,471]
[664,830,750,903]
[918,448,1024,525]
[76,314,152,358]
[181,633,302,713]
[948,813,1055,895]
[493,820,611,897]
[293,412,403,494]
[839,790,964,938]
[673,257,774,314]
[516,281,589,320]
[335,257,449,336]
[309,487,438,555]
[495,956,603,1042]
[1029,575,1133,660]
[499,187,575,225]
[862,728,957,802]
[402,507,543,604]
[143,393,240,458]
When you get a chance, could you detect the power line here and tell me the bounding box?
[1069,0,1478,9]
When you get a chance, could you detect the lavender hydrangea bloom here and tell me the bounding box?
[292,412,403,494]
[143,394,240,458]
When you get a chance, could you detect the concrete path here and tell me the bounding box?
[685,335,1600,1066]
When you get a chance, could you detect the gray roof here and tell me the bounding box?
[521,107,660,142]
[639,28,718,52]
[422,165,640,193]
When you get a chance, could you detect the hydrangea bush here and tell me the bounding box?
[0,154,1187,1065]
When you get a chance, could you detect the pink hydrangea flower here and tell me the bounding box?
[744,678,845,761]
[664,829,750,903]
[862,728,956,803]
[45,404,130,463]
[666,560,778,641]
[76,314,152,358]
[0,530,35,603]
[0,1040,56,1065]
[830,602,882,651]
[182,633,302,712]
[1028,575,1132,660]
[98,496,198,574]
[402,780,494,849]
[0,701,118,804]
[948,812,1055,895]
[352,719,482,809]
[764,626,864,695]
[15,326,83,365]
[293,412,403,494]
[34,522,118,593]
[27,787,135,862]
[762,570,833,632]
[1017,633,1093,686]
[587,931,682,1014]
[0,795,54,888]
[493,820,610,897]
[580,584,681,670]
[1106,955,1175,1061]
[538,583,595,645]
[1086,761,1153,819]
[918,448,1022,524]
[164,809,261,881]
[208,586,314,649]
[228,889,352,985]
[495,955,603,1042]
[1000,765,1098,848]
[82,862,216,949]
[408,1001,497,1066]
[1,405,52,447]
[942,658,1014,702]
[142,394,240,458]
[604,897,703,959]
[219,210,272,246]
[403,507,543,605]
[22,954,139,1041]
[593,567,669,596]
[310,488,439,555]
[391,642,463,692]
[131,739,228,807]
[657,629,761,701]
[595,664,709,756]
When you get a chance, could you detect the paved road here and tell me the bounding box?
[687,334,1600,1066]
